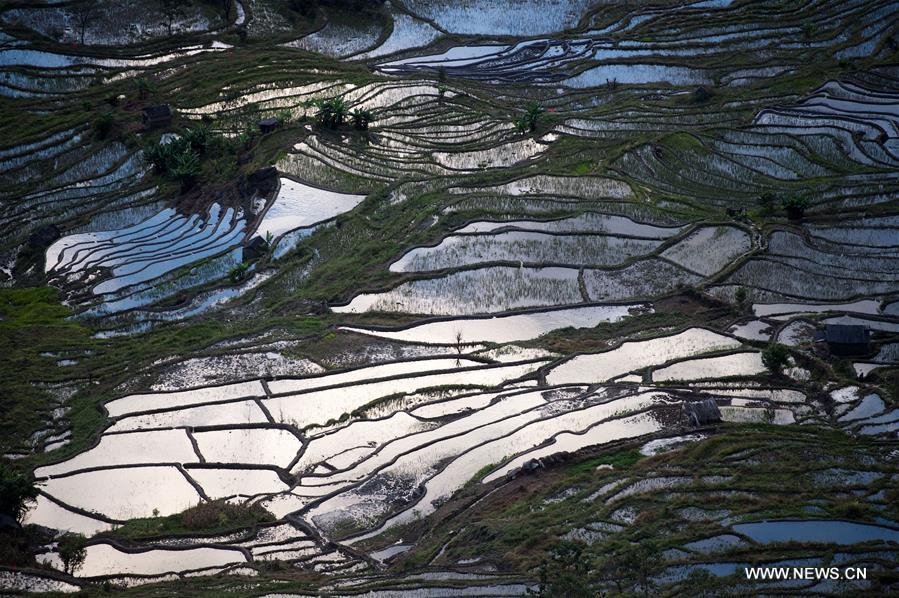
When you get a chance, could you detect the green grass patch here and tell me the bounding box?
[99,500,274,542]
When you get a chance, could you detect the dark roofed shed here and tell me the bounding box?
[258,117,280,134]
[142,104,171,130]
[824,324,870,356]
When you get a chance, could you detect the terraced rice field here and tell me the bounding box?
[2,0,899,595]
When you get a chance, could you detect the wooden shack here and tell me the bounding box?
[142,104,171,130]
[824,324,870,356]
[258,117,280,134]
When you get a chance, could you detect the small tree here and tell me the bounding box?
[532,542,593,598]
[436,67,448,101]
[594,540,660,596]
[734,286,749,309]
[762,343,790,374]
[782,195,810,220]
[218,0,234,23]
[454,330,464,366]
[70,1,99,45]
[802,22,817,40]
[159,0,186,36]
[58,533,87,575]
[0,465,39,523]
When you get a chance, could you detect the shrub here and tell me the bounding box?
[534,541,594,597]
[758,192,777,213]
[228,262,249,283]
[513,115,529,134]
[146,141,175,173]
[0,465,39,523]
[692,85,712,103]
[183,126,211,154]
[94,112,114,139]
[351,108,374,130]
[274,110,292,125]
[782,195,810,220]
[762,343,790,373]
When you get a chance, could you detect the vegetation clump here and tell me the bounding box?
[93,112,115,139]
[0,465,39,523]
[58,533,87,575]
[762,343,790,373]
[514,101,546,134]
[314,97,349,129]
[102,500,274,540]
[782,195,810,220]
[145,127,241,192]
[351,107,374,130]
[134,77,157,99]
[734,286,749,311]
[228,261,250,283]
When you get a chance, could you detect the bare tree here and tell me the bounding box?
[70,1,100,45]
[219,0,234,23]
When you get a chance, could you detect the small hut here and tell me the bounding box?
[243,235,270,262]
[258,117,280,134]
[824,324,870,356]
[142,104,171,130]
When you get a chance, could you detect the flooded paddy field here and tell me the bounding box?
[2,0,899,595]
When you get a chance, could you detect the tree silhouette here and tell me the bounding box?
[70,1,99,45]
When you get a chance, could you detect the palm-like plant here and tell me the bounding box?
[315,97,348,129]
[134,77,156,99]
[512,102,546,135]
[170,148,201,190]
[351,108,374,130]
[183,126,211,154]
[513,115,529,134]
[524,101,546,132]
